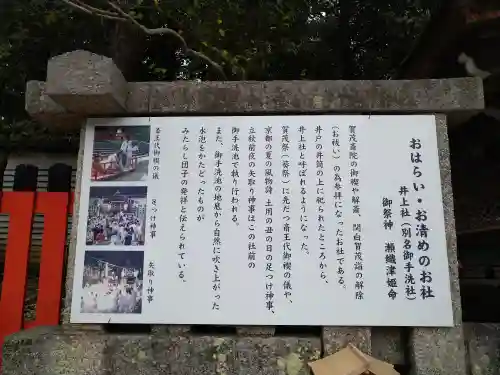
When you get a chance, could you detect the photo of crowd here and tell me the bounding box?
[80,250,144,314]
[86,186,147,246]
[91,126,150,182]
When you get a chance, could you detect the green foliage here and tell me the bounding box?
[0,0,439,151]
[0,0,108,151]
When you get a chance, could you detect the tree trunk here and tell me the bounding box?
[109,22,146,80]
[338,0,356,79]
[396,0,469,79]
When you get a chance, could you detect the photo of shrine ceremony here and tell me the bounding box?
[91,126,150,182]
[80,250,144,314]
[86,186,147,246]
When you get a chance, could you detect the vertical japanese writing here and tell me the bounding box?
[349,125,360,216]
[149,198,157,239]
[332,126,345,288]
[383,198,394,230]
[152,127,161,180]
[178,128,190,282]
[410,138,434,300]
[212,127,224,310]
[400,184,415,300]
[149,127,161,244]
[382,197,397,300]
[281,125,292,301]
[349,125,363,300]
[264,126,275,313]
[298,125,309,255]
[315,125,328,283]
[147,261,155,303]
[247,127,257,269]
[196,127,207,222]
[231,127,240,226]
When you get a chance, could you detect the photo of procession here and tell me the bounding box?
[80,250,144,314]
[91,126,150,182]
[86,186,147,246]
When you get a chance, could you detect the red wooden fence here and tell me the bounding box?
[0,192,74,369]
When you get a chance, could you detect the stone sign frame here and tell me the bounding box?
[4,50,484,375]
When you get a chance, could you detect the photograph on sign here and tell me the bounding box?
[71,115,454,327]
[86,186,147,246]
[91,125,150,182]
[80,250,144,314]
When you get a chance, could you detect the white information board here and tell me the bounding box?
[71,115,454,327]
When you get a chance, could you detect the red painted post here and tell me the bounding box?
[0,192,35,368]
[24,193,69,329]
[0,192,74,369]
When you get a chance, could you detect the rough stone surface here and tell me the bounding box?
[25,78,483,131]
[3,326,321,375]
[322,327,371,355]
[151,325,191,336]
[127,82,151,113]
[46,50,128,114]
[464,323,500,375]
[147,79,483,114]
[409,114,467,375]
[25,81,82,128]
[236,327,276,337]
[371,328,405,365]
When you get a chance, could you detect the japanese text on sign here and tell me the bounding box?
[72,115,453,327]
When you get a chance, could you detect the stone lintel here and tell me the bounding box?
[3,326,321,375]
[26,77,484,129]
[46,50,127,114]
[146,78,484,114]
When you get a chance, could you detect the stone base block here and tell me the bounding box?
[322,327,371,355]
[464,323,500,375]
[410,326,467,375]
[3,326,321,375]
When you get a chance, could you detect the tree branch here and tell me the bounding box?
[61,0,126,21]
[107,2,226,79]
[73,0,121,18]
[61,0,227,79]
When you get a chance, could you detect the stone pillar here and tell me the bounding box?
[408,115,467,375]
[3,50,484,375]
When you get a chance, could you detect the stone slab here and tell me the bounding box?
[147,78,484,114]
[25,78,484,129]
[46,50,128,114]
[2,326,321,375]
[127,82,151,113]
[408,114,467,375]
